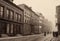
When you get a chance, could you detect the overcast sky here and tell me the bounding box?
[14,0,60,31]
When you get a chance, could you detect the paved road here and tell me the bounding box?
[0,33,53,41]
[50,35,60,41]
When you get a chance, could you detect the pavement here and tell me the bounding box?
[0,33,53,41]
[50,35,60,41]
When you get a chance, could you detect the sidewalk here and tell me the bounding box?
[50,35,60,41]
[41,34,53,41]
[0,33,44,41]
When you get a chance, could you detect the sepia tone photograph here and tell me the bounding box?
[0,0,60,41]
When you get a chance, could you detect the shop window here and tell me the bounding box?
[0,6,4,17]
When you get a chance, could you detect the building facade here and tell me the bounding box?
[31,11,40,34]
[0,0,23,37]
[39,13,44,33]
[18,4,40,35]
[0,0,42,37]
[56,5,60,35]
[18,4,32,35]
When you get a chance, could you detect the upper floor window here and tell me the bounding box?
[0,6,4,17]
[39,20,42,23]
[18,15,21,22]
[14,13,18,21]
[6,9,10,18]
[24,19,26,23]
[10,10,14,20]
[39,26,42,28]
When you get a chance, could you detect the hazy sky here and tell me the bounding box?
[14,0,60,31]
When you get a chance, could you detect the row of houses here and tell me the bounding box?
[0,0,45,37]
[0,0,52,37]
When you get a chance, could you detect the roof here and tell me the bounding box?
[4,0,23,11]
[18,4,40,17]
[18,4,32,11]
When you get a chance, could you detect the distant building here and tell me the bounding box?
[39,13,44,33]
[56,5,60,35]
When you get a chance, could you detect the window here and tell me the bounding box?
[0,6,4,17]
[6,9,10,18]
[11,24,13,33]
[39,20,42,23]
[24,19,25,23]
[16,13,17,21]
[25,20,26,23]
[10,11,14,20]
[18,15,21,22]
[40,17,43,20]
[27,20,29,23]
[39,26,42,28]
[14,13,18,21]
[7,24,14,34]
[7,24,10,33]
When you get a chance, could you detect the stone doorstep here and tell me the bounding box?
[1,34,8,37]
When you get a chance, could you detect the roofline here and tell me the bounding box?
[19,4,40,17]
[4,0,23,11]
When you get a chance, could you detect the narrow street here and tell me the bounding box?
[0,33,53,41]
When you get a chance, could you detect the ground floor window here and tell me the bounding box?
[6,23,14,36]
[11,24,13,34]
[7,24,10,34]
[6,23,21,36]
